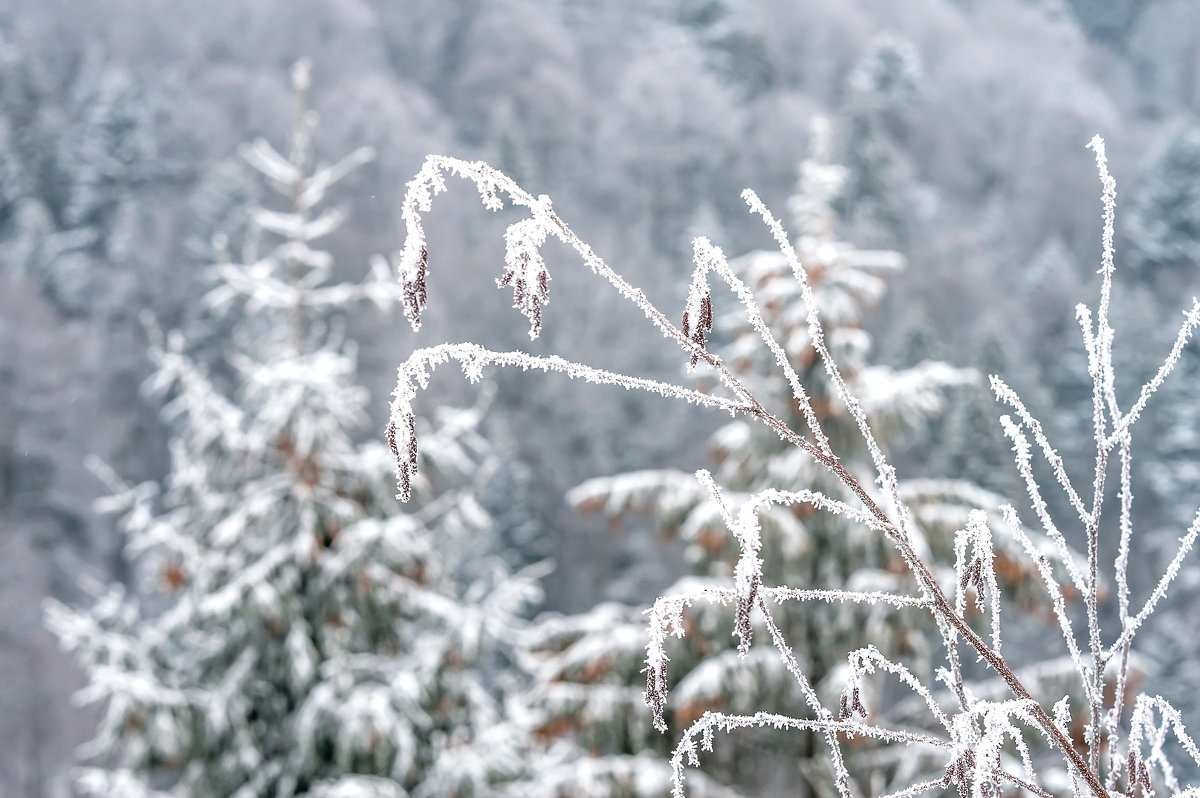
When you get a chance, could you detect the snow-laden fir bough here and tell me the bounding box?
[388,135,1200,798]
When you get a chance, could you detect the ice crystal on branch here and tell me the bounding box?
[683,242,717,369]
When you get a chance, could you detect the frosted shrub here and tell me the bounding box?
[389,136,1200,798]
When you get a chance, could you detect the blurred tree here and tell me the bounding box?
[182,156,261,266]
[0,271,97,798]
[599,41,739,258]
[46,62,541,798]
[0,30,53,210]
[0,122,25,226]
[1063,0,1154,47]
[56,67,164,229]
[931,336,1026,499]
[1128,126,1200,291]
[1145,347,1200,527]
[666,0,776,97]
[836,34,923,246]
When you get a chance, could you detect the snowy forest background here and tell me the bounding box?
[7,0,1200,795]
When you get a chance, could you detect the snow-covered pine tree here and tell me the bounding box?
[46,60,540,798]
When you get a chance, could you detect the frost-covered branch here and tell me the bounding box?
[388,344,751,502]
[388,136,1200,798]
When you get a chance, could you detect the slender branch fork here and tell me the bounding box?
[387,140,1200,797]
